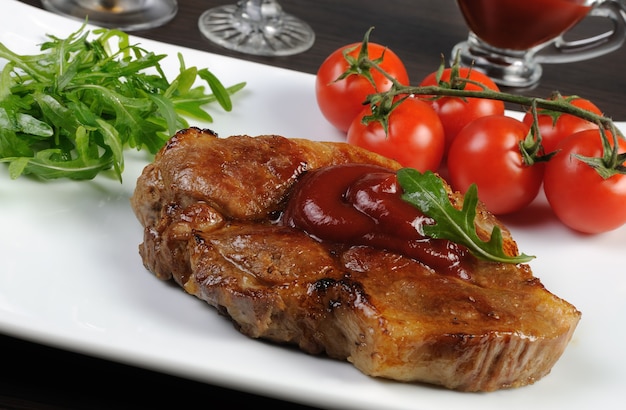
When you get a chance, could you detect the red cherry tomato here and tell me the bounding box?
[543,129,626,234]
[346,97,445,172]
[316,42,409,133]
[447,115,544,215]
[419,67,505,153]
[522,96,602,154]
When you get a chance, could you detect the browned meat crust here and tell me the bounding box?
[131,127,580,392]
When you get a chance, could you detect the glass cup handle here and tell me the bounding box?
[535,0,626,63]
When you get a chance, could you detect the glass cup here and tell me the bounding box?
[41,0,178,31]
[452,0,626,87]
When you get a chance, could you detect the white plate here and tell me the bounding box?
[2,1,625,409]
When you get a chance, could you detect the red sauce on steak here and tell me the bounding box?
[281,163,474,279]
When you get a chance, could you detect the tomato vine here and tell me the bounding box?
[351,30,624,176]
[338,28,626,234]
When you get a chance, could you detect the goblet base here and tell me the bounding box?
[451,38,543,89]
[41,0,178,32]
[199,4,315,57]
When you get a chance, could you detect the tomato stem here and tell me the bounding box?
[366,67,625,175]
[370,85,618,134]
[349,29,625,177]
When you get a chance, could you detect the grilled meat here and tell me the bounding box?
[131,127,580,392]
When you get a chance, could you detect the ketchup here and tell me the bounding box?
[281,164,473,279]
[456,0,591,50]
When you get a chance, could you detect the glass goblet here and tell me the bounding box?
[41,0,178,32]
[198,0,315,57]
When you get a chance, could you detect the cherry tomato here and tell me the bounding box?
[419,67,505,153]
[346,97,445,172]
[543,129,626,234]
[447,115,544,215]
[522,96,602,154]
[316,42,409,133]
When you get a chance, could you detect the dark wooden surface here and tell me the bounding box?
[4,1,626,409]
[19,0,626,120]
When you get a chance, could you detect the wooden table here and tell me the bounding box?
[3,1,626,409]
[18,0,626,120]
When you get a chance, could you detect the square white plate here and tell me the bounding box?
[2,1,625,409]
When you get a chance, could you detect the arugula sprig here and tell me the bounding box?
[397,168,535,264]
[0,24,245,181]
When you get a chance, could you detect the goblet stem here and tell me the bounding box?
[198,0,315,57]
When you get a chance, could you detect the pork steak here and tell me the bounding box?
[130,127,580,392]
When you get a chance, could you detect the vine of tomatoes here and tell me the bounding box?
[543,129,626,234]
[419,66,505,152]
[315,28,409,133]
[315,29,626,234]
[521,94,602,154]
[447,115,545,216]
[346,96,445,172]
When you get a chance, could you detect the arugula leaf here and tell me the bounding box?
[0,24,245,181]
[397,168,535,264]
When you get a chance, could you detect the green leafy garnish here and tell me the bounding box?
[397,168,534,264]
[0,24,246,181]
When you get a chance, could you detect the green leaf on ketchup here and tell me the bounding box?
[397,168,535,264]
